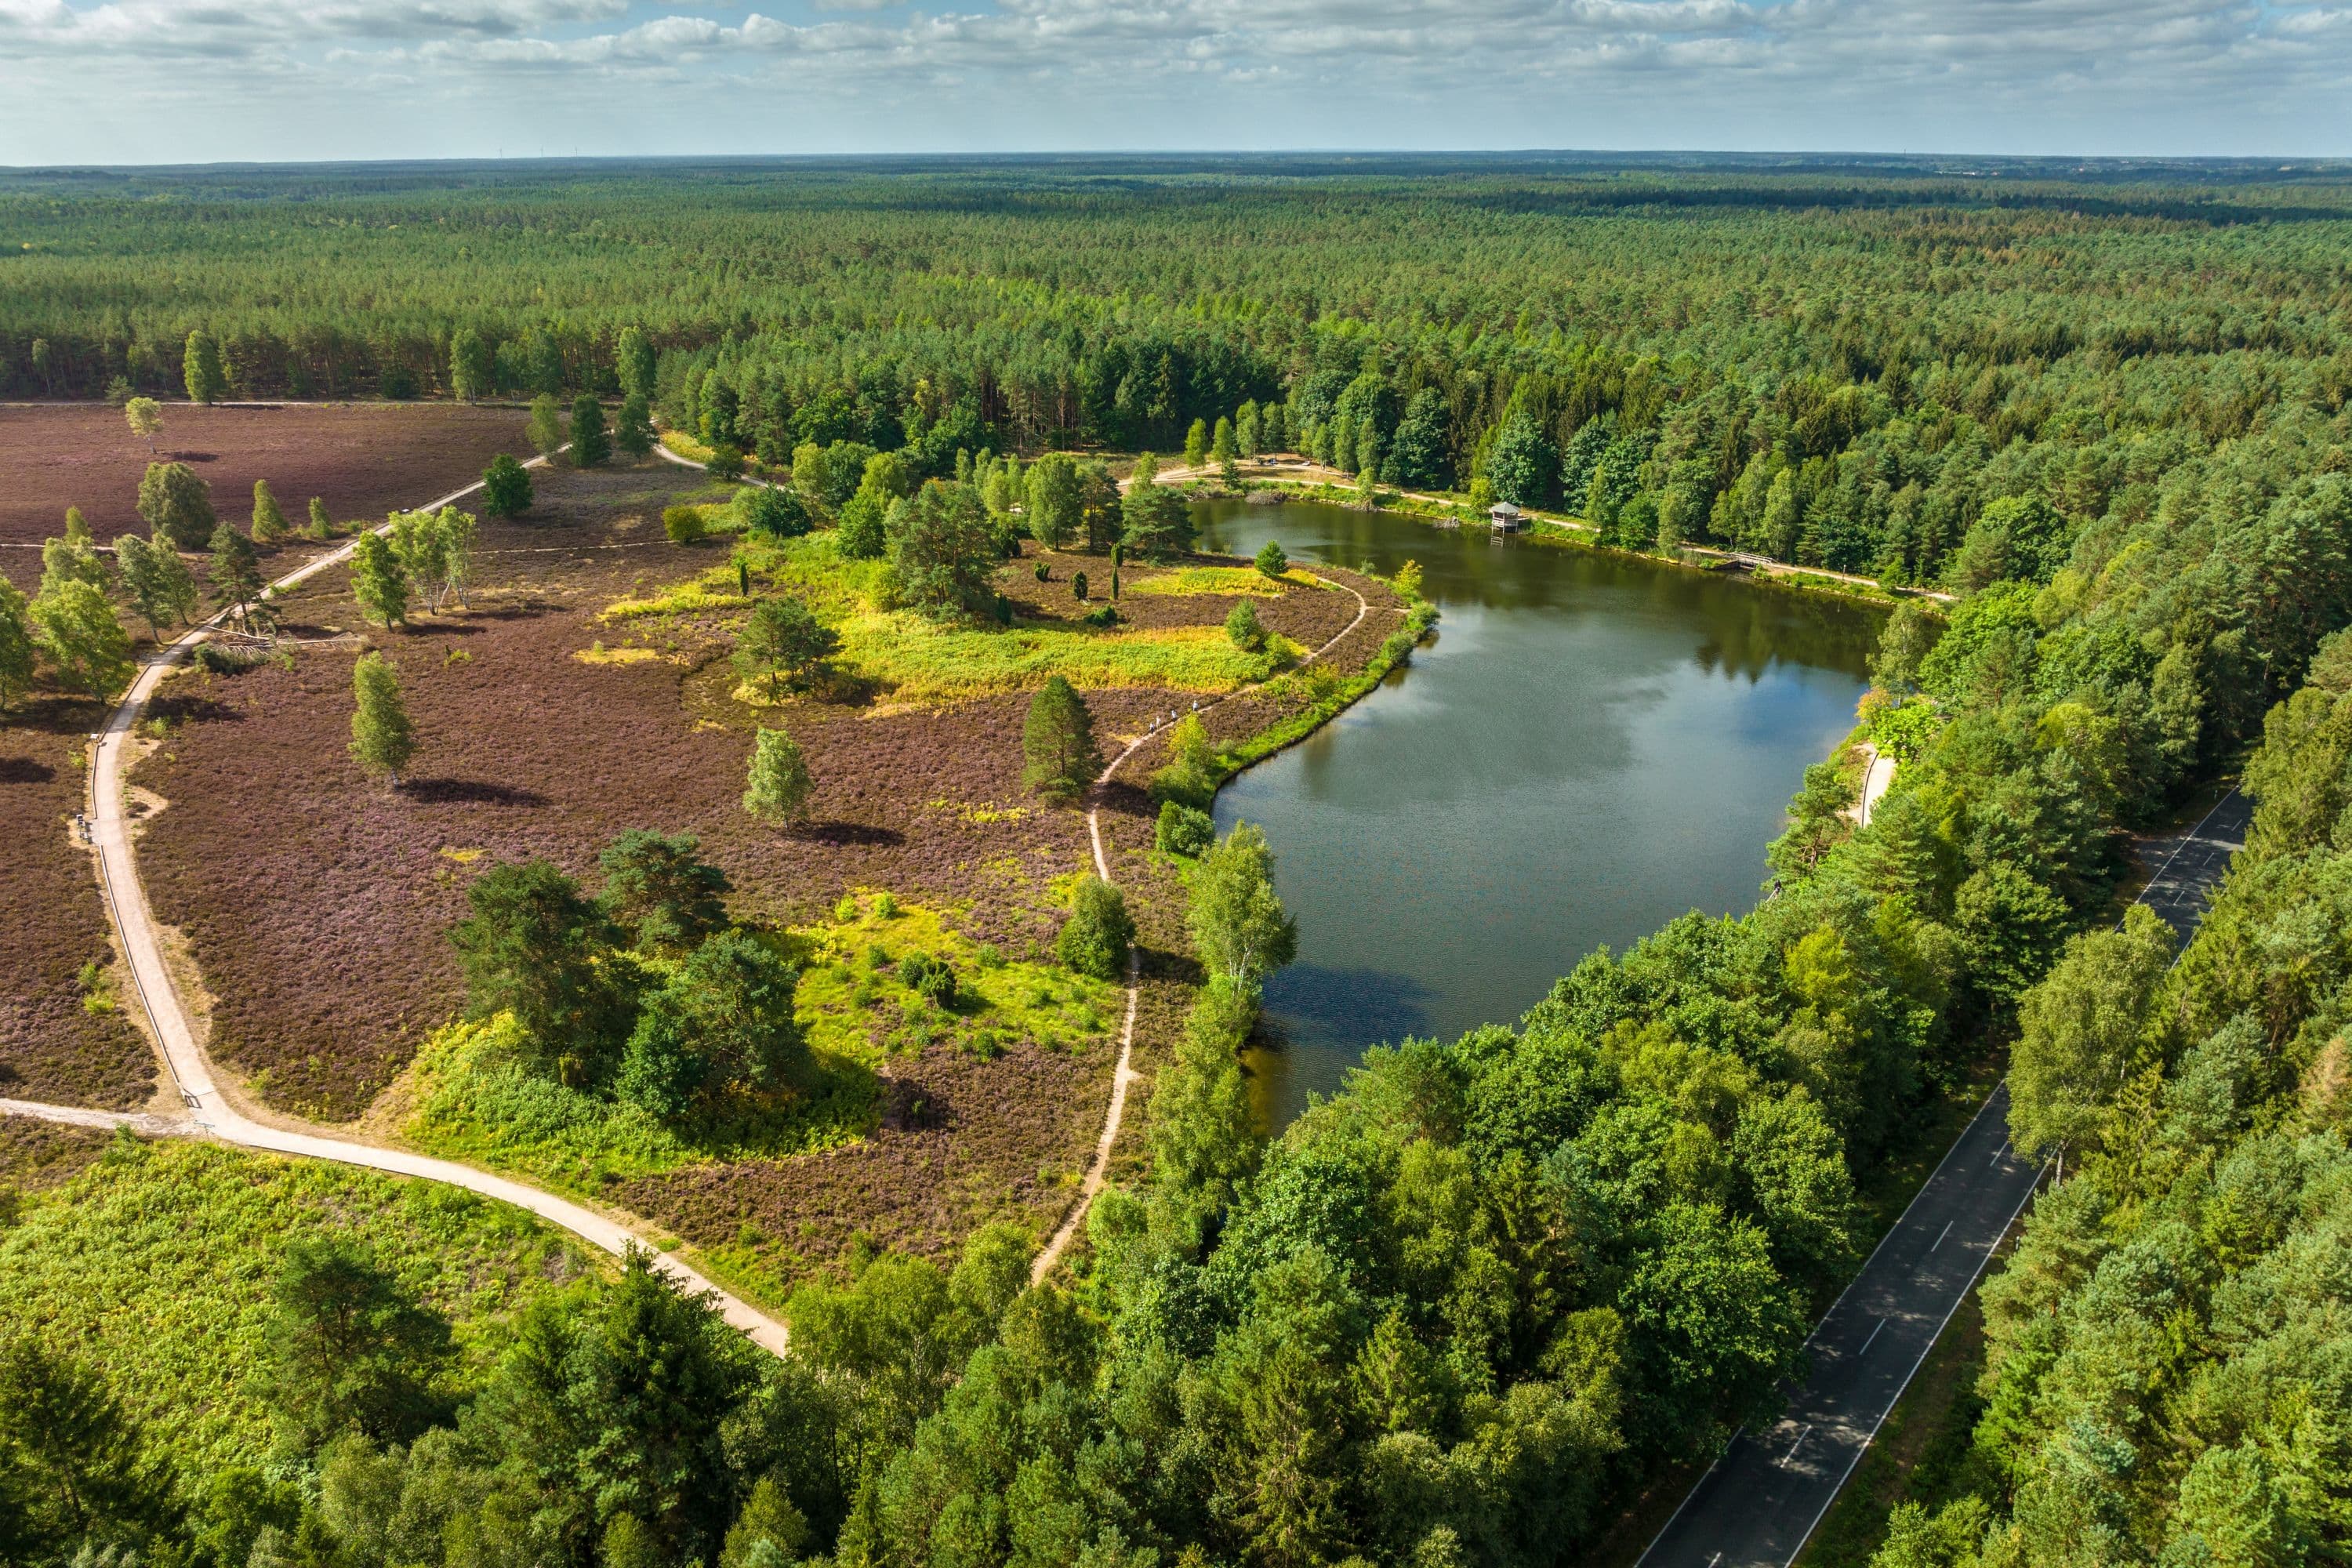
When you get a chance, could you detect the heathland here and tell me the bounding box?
[0,155,2349,1568]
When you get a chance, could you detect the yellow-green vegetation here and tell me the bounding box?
[402,1013,877,1196]
[575,641,670,665]
[1127,564,1323,597]
[613,530,1287,700]
[797,891,1121,1062]
[658,430,715,464]
[401,895,1118,1198]
[0,1135,593,1468]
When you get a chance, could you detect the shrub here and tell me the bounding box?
[739,486,813,539]
[706,443,746,481]
[1148,713,1221,809]
[1034,561,1050,583]
[1057,876,1134,981]
[662,506,708,545]
[1156,800,1215,857]
[899,952,958,1007]
[1225,599,1266,651]
[1082,604,1122,629]
[1072,571,1088,601]
[1254,539,1288,578]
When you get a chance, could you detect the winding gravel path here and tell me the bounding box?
[16,449,792,1356]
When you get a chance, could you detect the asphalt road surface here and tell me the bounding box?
[2133,788,2251,942]
[1637,787,2249,1568]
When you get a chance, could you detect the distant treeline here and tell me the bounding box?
[6,162,2352,588]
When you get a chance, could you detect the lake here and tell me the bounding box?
[1194,499,1881,1128]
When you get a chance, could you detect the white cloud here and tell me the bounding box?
[1,0,2347,160]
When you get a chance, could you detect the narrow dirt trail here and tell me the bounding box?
[644,441,1409,1282]
[13,448,793,1356]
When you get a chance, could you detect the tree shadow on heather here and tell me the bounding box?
[403,779,551,807]
[786,821,904,848]
[0,757,56,785]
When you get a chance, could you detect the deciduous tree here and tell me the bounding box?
[124,395,162,451]
[349,532,408,628]
[527,393,566,456]
[208,521,264,628]
[1057,874,1134,980]
[1189,822,1298,994]
[29,579,132,696]
[250,478,292,544]
[0,580,33,710]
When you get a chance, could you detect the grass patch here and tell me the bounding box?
[797,892,1121,1063]
[610,531,1284,699]
[402,895,1120,1199]
[844,613,1276,701]
[1127,565,1323,597]
[575,642,670,665]
[0,1136,593,1470]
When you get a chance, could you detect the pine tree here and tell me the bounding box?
[615,393,655,458]
[735,597,838,700]
[348,652,416,787]
[481,454,532,518]
[208,523,265,628]
[137,460,217,550]
[251,479,292,543]
[349,532,409,628]
[183,328,227,404]
[615,325,656,401]
[1022,675,1102,804]
[570,396,611,468]
[742,727,814,823]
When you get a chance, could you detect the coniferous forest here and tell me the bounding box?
[3,156,2352,1568]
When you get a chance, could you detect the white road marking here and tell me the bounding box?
[1929,1220,1953,1252]
[1784,1425,1813,1465]
[1860,1318,1884,1356]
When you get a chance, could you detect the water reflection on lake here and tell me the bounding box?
[1195,499,1879,1129]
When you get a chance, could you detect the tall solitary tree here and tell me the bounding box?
[570,396,611,468]
[250,479,292,544]
[124,396,162,452]
[1185,419,1211,471]
[307,497,333,539]
[1022,676,1102,804]
[482,452,533,518]
[183,328,227,405]
[889,482,1000,619]
[742,727,814,824]
[349,652,416,788]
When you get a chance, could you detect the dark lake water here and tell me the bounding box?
[1195,499,1881,1128]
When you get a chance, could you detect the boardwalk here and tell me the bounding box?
[1636,787,2249,1568]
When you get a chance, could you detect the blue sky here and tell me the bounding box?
[2,0,2347,165]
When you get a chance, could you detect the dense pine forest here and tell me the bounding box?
[4,158,2352,1568]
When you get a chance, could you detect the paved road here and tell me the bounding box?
[69,450,793,1357]
[1637,788,2249,1568]
[2133,787,2249,942]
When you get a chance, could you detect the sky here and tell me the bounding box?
[2,0,2349,165]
